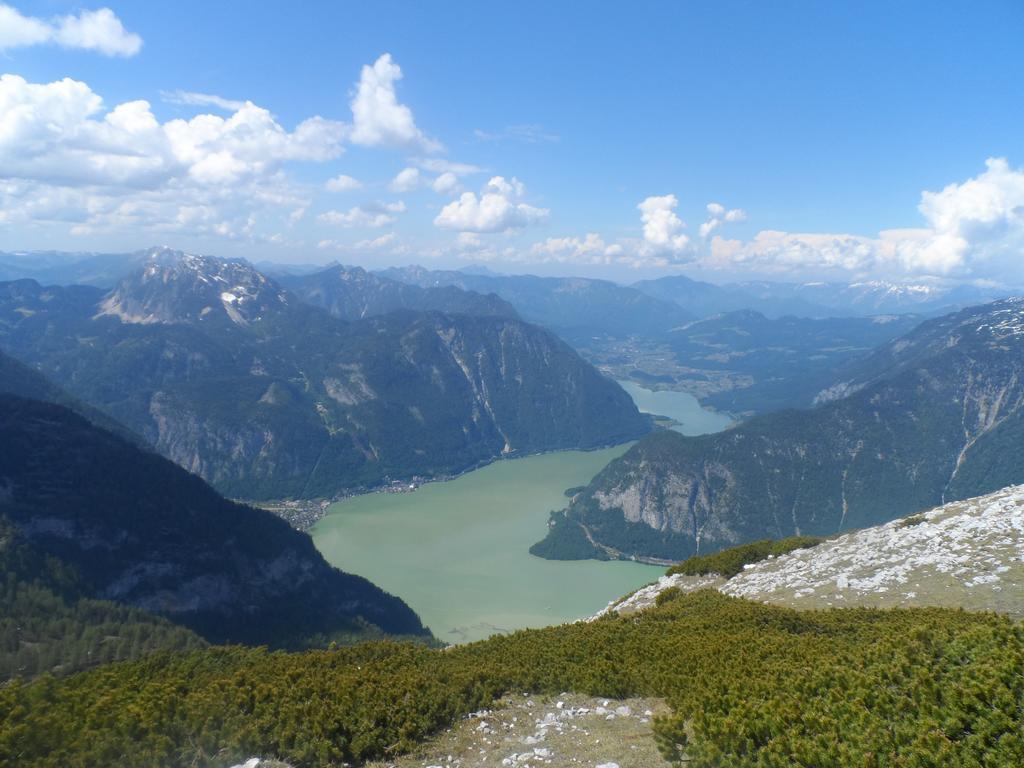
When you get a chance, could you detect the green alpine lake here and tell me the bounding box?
[312,444,665,644]
[312,386,735,644]
[616,380,733,435]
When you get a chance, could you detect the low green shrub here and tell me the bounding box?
[2,591,1023,768]
[666,535,825,579]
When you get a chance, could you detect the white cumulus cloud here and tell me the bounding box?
[0,74,345,239]
[349,53,440,151]
[531,233,623,264]
[706,158,1024,283]
[0,74,345,188]
[638,194,690,253]
[390,166,422,192]
[319,201,405,228]
[434,176,548,233]
[700,202,747,238]
[0,4,142,56]
[325,174,362,192]
[432,171,459,194]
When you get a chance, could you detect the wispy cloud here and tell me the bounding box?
[161,90,246,112]
[474,124,559,144]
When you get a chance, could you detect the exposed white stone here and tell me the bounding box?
[591,484,1024,619]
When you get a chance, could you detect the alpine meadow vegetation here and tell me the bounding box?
[2,591,1022,767]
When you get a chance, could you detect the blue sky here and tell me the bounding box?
[1,1,1023,283]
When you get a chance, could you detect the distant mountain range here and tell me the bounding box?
[3,248,1013,325]
[0,249,648,500]
[280,264,519,321]
[665,310,924,413]
[0,249,152,288]
[377,265,694,342]
[534,299,1024,561]
[632,274,1012,318]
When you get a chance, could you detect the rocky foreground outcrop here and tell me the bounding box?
[594,483,1024,618]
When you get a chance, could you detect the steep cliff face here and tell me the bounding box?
[536,299,1024,561]
[0,394,427,646]
[0,251,648,499]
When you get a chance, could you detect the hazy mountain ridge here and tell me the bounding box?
[378,265,694,341]
[535,299,1024,561]
[0,251,648,499]
[632,274,832,318]
[0,393,428,648]
[0,249,152,288]
[281,264,519,321]
[664,309,924,413]
[633,274,1013,318]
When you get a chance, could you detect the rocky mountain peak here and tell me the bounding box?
[96,249,291,327]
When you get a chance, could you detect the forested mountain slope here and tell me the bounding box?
[0,250,648,499]
[534,299,1024,561]
[0,394,428,649]
[0,348,139,442]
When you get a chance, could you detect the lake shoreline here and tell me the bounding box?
[616,379,735,435]
[310,444,665,643]
[257,380,736,531]
[254,436,644,531]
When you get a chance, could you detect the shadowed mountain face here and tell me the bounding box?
[0,348,139,442]
[534,299,1024,562]
[0,394,428,646]
[0,250,649,500]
